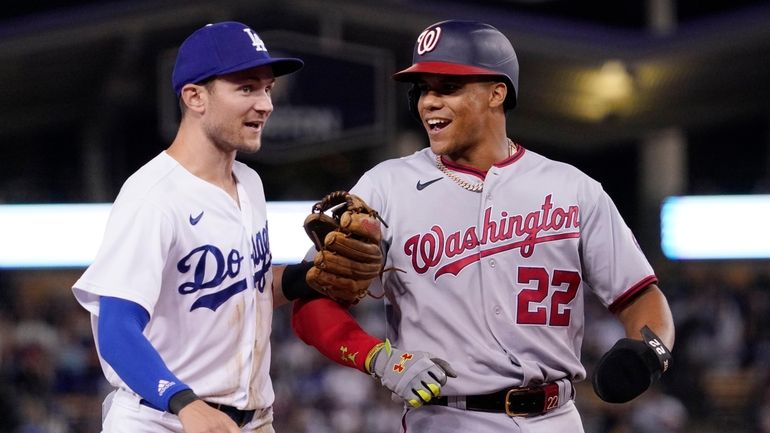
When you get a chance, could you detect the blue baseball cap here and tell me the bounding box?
[172,21,304,95]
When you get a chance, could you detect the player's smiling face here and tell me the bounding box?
[202,66,275,154]
[416,74,502,157]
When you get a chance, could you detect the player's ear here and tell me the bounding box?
[180,84,207,114]
[488,82,507,109]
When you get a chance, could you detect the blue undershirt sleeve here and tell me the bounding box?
[98,296,191,411]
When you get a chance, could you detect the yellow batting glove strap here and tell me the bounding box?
[365,342,387,375]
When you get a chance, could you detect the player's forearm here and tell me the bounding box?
[98,297,195,411]
[616,284,675,349]
[272,265,290,308]
[272,262,320,308]
[291,297,381,373]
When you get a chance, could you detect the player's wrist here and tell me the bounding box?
[365,340,387,376]
[168,389,201,415]
[639,325,672,378]
[281,261,321,301]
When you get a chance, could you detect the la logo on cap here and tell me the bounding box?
[243,28,267,52]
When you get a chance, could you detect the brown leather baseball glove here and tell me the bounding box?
[303,191,384,304]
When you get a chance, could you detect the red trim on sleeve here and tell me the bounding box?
[608,275,658,314]
[291,298,381,372]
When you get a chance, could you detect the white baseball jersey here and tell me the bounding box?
[73,151,274,411]
[352,146,656,396]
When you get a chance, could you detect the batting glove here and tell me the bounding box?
[367,339,457,408]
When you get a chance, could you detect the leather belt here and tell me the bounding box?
[427,382,564,417]
[139,399,256,427]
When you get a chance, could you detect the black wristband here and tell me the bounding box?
[640,325,673,379]
[281,261,321,301]
[168,389,200,415]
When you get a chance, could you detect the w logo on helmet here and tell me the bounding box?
[416,26,441,55]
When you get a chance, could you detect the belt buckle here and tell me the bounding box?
[504,387,532,417]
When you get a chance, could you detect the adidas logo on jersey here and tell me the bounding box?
[157,379,176,396]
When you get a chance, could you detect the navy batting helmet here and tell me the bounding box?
[394,20,519,116]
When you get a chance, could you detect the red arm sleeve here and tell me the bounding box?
[291,297,382,373]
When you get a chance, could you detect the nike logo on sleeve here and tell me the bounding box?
[416,177,443,191]
[189,211,204,225]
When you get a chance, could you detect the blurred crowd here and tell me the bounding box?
[0,260,768,433]
[0,271,106,433]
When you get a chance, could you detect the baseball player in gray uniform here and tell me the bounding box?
[71,22,321,433]
[293,20,675,433]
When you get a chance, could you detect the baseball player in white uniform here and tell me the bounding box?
[72,22,314,433]
[292,20,675,433]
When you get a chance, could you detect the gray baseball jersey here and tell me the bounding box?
[73,151,275,411]
[351,146,656,396]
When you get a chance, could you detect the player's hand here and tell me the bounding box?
[177,400,241,433]
[370,339,458,408]
[592,326,672,403]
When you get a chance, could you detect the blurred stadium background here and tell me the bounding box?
[1,0,770,432]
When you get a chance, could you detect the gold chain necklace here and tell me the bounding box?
[435,138,517,193]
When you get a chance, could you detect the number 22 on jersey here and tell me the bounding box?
[515,267,580,326]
